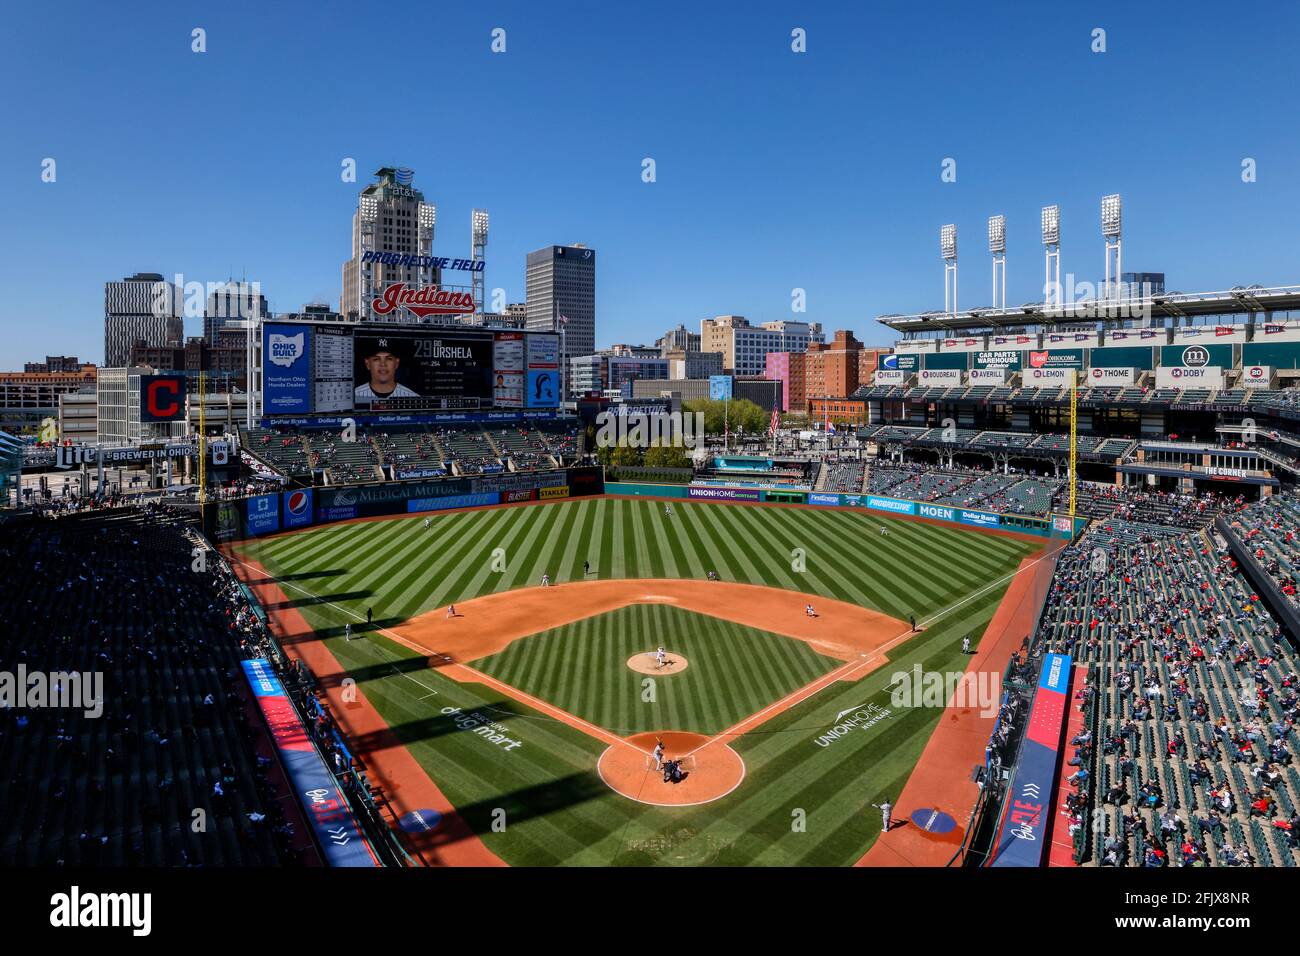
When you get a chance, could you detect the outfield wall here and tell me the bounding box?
[206,466,604,541]
[606,481,1084,539]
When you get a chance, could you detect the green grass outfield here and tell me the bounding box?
[238,497,1040,865]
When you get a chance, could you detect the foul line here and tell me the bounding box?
[228,553,647,757]
[682,544,1061,757]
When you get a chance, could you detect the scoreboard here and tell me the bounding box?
[262,321,560,415]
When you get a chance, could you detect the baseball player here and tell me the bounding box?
[423,517,431,530]
[664,503,674,518]
[655,646,667,669]
[446,604,456,619]
[583,559,590,576]
[652,740,665,771]
[343,623,352,642]
[541,572,550,587]
[872,799,893,833]
[805,604,817,618]
[961,636,971,653]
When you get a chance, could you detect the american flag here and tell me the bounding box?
[557,314,569,327]
[769,408,780,436]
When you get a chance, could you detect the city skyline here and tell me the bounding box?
[5,0,1300,369]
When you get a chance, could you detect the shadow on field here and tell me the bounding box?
[258,589,374,611]
[243,569,350,585]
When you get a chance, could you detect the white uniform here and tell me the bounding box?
[655,647,666,668]
[354,382,420,402]
[653,743,665,770]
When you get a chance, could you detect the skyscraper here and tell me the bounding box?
[526,244,595,381]
[204,281,268,343]
[103,273,183,367]
[341,167,438,321]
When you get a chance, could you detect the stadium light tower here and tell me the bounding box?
[988,214,1006,310]
[417,200,437,296]
[1101,193,1122,303]
[1041,204,1061,309]
[941,224,958,316]
[471,209,489,316]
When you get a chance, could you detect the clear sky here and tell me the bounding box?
[2,0,1299,368]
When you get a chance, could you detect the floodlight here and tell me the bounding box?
[940,224,957,260]
[1041,205,1060,245]
[1101,193,1122,237]
[988,215,1006,254]
[472,208,489,243]
[418,202,437,230]
[359,195,378,222]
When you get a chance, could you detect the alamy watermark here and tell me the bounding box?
[0,665,103,718]
[889,664,1002,718]
[594,410,705,450]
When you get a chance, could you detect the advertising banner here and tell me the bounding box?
[917,502,956,522]
[918,368,961,384]
[282,488,313,529]
[967,368,1005,384]
[1024,348,1084,370]
[407,491,499,513]
[808,492,841,507]
[538,485,571,500]
[245,493,281,535]
[1159,343,1232,368]
[240,659,378,868]
[525,368,560,408]
[874,369,905,384]
[959,509,1001,527]
[688,485,761,501]
[866,496,916,515]
[503,488,537,503]
[263,323,312,414]
[990,654,1072,868]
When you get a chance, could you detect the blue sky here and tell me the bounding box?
[2,0,1299,368]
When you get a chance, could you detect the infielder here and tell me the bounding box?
[872,799,893,833]
[541,572,550,587]
[655,646,667,669]
[446,604,456,619]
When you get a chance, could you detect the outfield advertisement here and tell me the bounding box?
[688,486,761,501]
[282,488,313,529]
[407,492,499,513]
[245,494,281,535]
[866,495,915,515]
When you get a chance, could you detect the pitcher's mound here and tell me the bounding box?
[626,652,689,675]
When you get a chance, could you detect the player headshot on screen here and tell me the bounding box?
[355,339,420,402]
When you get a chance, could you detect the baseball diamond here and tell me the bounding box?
[228,495,1042,865]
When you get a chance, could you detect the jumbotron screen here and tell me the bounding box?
[262,321,560,414]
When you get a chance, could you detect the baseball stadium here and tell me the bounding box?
[8,260,1300,878]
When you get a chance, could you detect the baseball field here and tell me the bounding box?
[232,496,1041,865]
